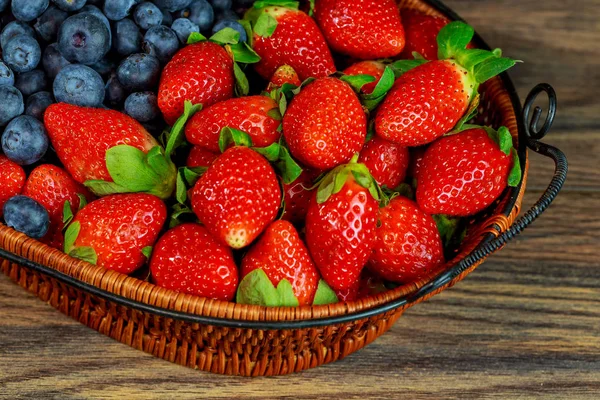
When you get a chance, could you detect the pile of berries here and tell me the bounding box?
[1,0,522,307]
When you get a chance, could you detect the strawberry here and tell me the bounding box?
[22,164,93,249]
[241,220,320,305]
[64,193,167,274]
[158,41,234,125]
[375,21,516,146]
[187,146,219,168]
[44,103,176,200]
[268,64,302,90]
[359,136,409,189]
[185,95,281,153]
[281,169,318,224]
[191,146,281,249]
[368,196,444,283]
[356,270,388,300]
[283,77,367,170]
[400,9,450,60]
[245,3,335,81]
[314,0,405,59]
[343,60,386,95]
[0,155,25,218]
[150,223,238,301]
[305,156,380,294]
[416,126,521,216]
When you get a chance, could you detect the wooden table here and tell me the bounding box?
[1,1,599,398]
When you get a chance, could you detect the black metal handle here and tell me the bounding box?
[408,83,568,301]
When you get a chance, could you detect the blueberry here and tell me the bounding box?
[103,0,141,21]
[90,57,117,77]
[25,91,54,120]
[160,8,173,26]
[14,69,47,97]
[112,19,141,57]
[124,91,159,122]
[53,64,105,107]
[0,0,8,11]
[79,5,112,33]
[105,74,127,106]
[11,0,49,22]
[210,0,231,12]
[52,0,87,12]
[1,21,35,50]
[3,35,42,73]
[0,85,24,126]
[134,2,163,30]
[171,18,199,44]
[176,0,213,31]
[0,61,15,86]
[3,196,50,239]
[116,53,160,91]
[58,13,111,65]
[42,42,70,78]
[153,0,193,12]
[216,9,238,22]
[212,19,246,42]
[34,5,68,42]
[142,25,179,64]
[2,115,49,165]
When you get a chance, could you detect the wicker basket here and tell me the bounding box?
[0,0,567,376]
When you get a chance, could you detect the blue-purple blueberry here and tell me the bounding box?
[142,25,179,64]
[153,0,193,12]
[112,18,142,56]
[14,69,48,97]
[42,43,71,78]
[0,61,14,85]
[105,74,127,106]
[171,18,199,43]
[3,35,42,73]
[34,5,68,42]
[53,64,105,107]
[1,115,48,165]
[160,8,173,25]
[3,195,50,239]
[116,52,160,91]
[210,0,231,12]
[52,0,87,12]
[25,91,54,120]
[124,91,159,122]
[176,0,213,31]
[103,0,141,21]
[134,1,163,30]
[0,85,24,126]
[11,0,49,22]
[57,13,111,65]
[0,21,35,49]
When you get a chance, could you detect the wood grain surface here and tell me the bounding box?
[1,0,599,398]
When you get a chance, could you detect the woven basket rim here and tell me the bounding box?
[0,0,529,329]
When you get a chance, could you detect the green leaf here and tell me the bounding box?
[274,144,302,184]
[437,21,474,60]
[236,269,299,307]
[76,193,87,210]
[450,94,480,133]
[340,74,377,92]
[69,246,97,265]
[455,48,498,73]
[389,59,427,77]
[267,107,282,121]
[508,148,522,187]
[219,127,253,152]
[394,183,414,200]
[165,101,203,158]
[142,246,153,259]
[62,200,74,227]
[63,221,80,254]
[473,57,517,84]
[498,126,513,155]
[175,170,188,204]
[365,66,396,99]
[254,12,278,37]
[433,214,461,247]
[182,166,207,186]
[209,27,240,45]
[233,62,250,96]
[313,280,339,305]
[84,180,135,197]
[228,42,261,64]
[169,204,195,228]
[253,142,281,161]
[253,0,299,9]
[187,32,207,44]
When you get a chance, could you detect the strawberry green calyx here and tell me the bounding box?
[315,154,384,205]
[245,2,298,39]
[236,268,299,307]
[313,280,338,305]
[481,125,523,188]
[63,221,98,265]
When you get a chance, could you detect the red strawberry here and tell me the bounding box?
[64,193,167,274]
[241,220,320,305]
[305,157,380,293]
[400,9,449,60]
[245,4,335,81]
[0,155,25,217]
[417,127,520,216]
[368,196,444,283]
[356,270,388,300]
[343,60,386,95]
[375,22,516,146]
[359,136,409,189]
[314,0,405,59]
[150,223,238,301]
[187,146,219,168]
[191,146,281,249]
[281,169,318,224]
[44,103,176,199]
[158,41,234,125]
[283,77,367,170]
[268,64,302,90]
[185,95,281,153]
[22,164,94,249]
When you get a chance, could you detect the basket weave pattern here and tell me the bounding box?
[0,0,528,376]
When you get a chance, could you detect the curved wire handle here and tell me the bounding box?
[408,83,568,301]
